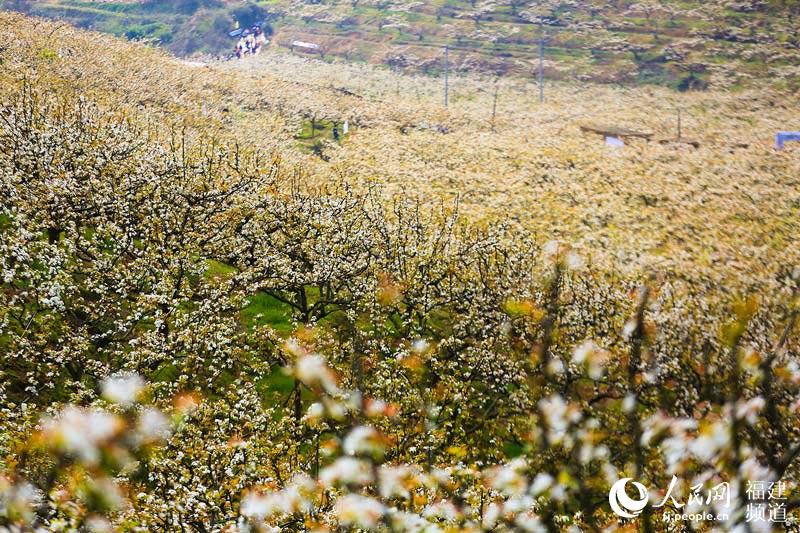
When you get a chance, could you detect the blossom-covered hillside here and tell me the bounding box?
[1,11,799,533]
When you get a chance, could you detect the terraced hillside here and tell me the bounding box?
[4,0,800,88]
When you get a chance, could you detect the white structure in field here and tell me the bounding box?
[291,41,321,53]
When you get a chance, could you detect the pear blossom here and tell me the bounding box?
[342,426,386,459]
[319,457,373,487]
[41,407,121,464]
[294,355,340,394]
[334,494,386,529]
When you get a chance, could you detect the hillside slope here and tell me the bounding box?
[3,0,800,88]
[2,9,798,288]
[1,15,800,533]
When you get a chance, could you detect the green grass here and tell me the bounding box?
[242,292,295,335]
[295,119,335,140]
[205,260,295,336]
[205,259,238,278]
[258,367,296,396]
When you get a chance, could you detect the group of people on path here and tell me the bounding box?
[231,23,267,59]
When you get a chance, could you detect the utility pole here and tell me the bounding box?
[536,21,547,105]
[491,84,498,132]
[538,37,544,104]
[444,45,449,107]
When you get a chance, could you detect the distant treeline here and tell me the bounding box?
[0,0,272,56]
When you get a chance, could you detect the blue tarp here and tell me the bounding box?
[606,136,625,147]
[776,131,800,149]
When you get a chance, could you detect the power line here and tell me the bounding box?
[283,26,576,66]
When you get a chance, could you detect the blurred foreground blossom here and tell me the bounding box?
[334,494,386,529]
[101,373,145,407]
[293,354,340,394]
[40,407,122,464]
